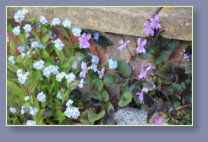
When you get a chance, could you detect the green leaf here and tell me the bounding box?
[155,50,172,64]
[94,79,103,91]
[30,18,36,24]
[88,75,94,89]
[92,36,113,50]
[55,48,65,63]
[131,85,142,107]
[80,110,93,125]
[27,70,42,95]
[88,109,106,123]
[41,34,50,45]
[42,49,49,59]
[116,60,132,77]
[91,90,109,102]
[103,75,114,87]
[139,52,153,60]
[31,31,41,42]
[40,26,48,33]
[9,39,15,54]
[171,83,183,93]
[185,59,192,74]
[7,62,18,73]
[119,92,132,107]
[19,33,26,46]
[62,56,74,73]
[155,63,174,80]
[64,45,73,58]
[102,102,115,116]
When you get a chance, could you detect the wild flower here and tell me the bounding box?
[17,45,25,53]
[118,39,130,51]
[184,54,190,62]
[90,64,98,72]
[153,117,163,125]
[7,36,10,43]
[91,55,99,64]
[146,64,154,76]
[21,52,26,59]
[79,33,91,49]
[72,60,78,69]
[144,21,154,36]
[65,73,76,83]
[64,106,80,119]
[43,65,59,78]
[136,87,148,102]
[57,91,62,100]
[62,19,72,29]
[25,32,30,38]
[93,32,100,41]
[150,14,161,30]
[23,24,32,33]
[9,107,16,114]
[24,96,30,101]
[16,69,30,84]
[56,72,66,82]
[29,107,38,116]
[14,9,28,24]
[136,38,147,54]
[21,106,28,114]
[138,64,146,79]
[51,18,60,26]
[26,120,36,125]
[98,68,105,79]
[12,26,21,36]
[72,28,82,37]
[31,41,41,48]
[8,56,15,64]
[79,62,87,78]
[39,16,48,24]
[78,79,84,88]
[53,38,64,51]
[37,92,46,102]
[33,60,45,70]
[66,99,74,107]
[108,58,118,69]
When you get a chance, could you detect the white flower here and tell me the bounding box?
[14,9,28,24]
[65,73,76,83]
[56,72,66,82]
[72,28,82,37]
[23,24,32,33]
[21,106,28,114]
[26,120,36,125]
[78,79,84,88]
[51,18,60,26]
[12,26,21,36]
[39,16,48,24]
[62,19,72,29]
[37,91,46,102]
[29,107,38,116]
[33,60,45,70]
[66,99,73,107]
[8,56,15,64]
[9,107,16,114]
[108,58,118,69]
[53,38,64,51]
[64,106,80,119]
[16,70,30,85]
[24,96,30,101]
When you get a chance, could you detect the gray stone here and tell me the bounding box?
[159,7,192,41]
[115,108,148,125]
[7,7,160,37]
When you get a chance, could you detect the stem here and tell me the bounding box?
[177,52,185,67]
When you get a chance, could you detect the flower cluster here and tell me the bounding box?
[136,38,147,54]
[29,107,38,116]
[53,38,64,51]
[8,56,15,64]
[144,14,161,36]
[79,62,87,78]
[14,8,28,24]
[16,69,30,84]
[62,19,72,29]
[9,107,16,114]
[118,39,130,51]
[43,65,59,78]
[78,79,85,88]
[65,73,76,83]
[90,55,100,72]
[138,64,154,79]
[31,41,45,49]
[37,91,46,102]
[64,99,80,119]
[39,16,48,24]
[12,26,21,36]
[108,58,118,69]
[26,120,36,125]
[23,24,32,33]
[72,28,82,37]
[33,60,45,70]
[51,18,60,26]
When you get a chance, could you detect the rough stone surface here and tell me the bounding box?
[159,7,192,41]
[7,7,160,37]
[115,108,148,125]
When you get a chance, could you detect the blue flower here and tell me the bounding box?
[17,46,25,53]
[26,120,36,125]
[29,107,38,116]
[91,55,99,64]
[66,99,73,107]
[108,58,118,69]
[33,60,45,70]
[23,24,32,33]
[65,73,76,83]
[57,91,62,100]
[51,18,60,26]
[9,107,16,114]
[64,106,80,119]
[24,96,30,101]
[37,92,46,102]
[14,9,28,24]
[8,56,15,64]
[39,16,48,24]
[12,26,21,36]
[53,38,64,51]
[16,70,30,85]
[93,32,100,41]
[72,28,82,37]
[56,72,66,82]
[90,64,98,72]
[62,19,72,29]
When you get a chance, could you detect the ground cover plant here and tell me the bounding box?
[7,8,192,125]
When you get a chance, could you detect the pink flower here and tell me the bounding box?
[144,21,154,36]
[118,40,130,51]
[136,87,148,102]
[136,38,147,54]
[79,62,87,78]
[98,68,105,79]
[138,64,146,79]
[150,14,161,30]
[153,117,163,125]
[79,33,91,49]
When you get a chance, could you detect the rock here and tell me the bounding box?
[7,7,160,37]
[115,108,148,125]
[159,7,192,41]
